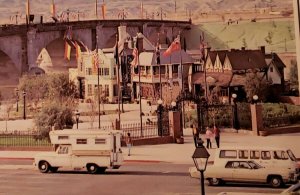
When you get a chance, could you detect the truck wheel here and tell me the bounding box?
[208,178,221,186]
[39,161,50,173]
[269,176,282,188]
[87,164,98,174]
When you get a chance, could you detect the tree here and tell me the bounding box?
[244,71,270,102]
[34,102,74,138]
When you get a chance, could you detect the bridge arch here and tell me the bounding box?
[0,49,20,86]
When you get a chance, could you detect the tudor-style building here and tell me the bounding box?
[191,46,286,102]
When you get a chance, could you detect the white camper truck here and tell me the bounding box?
[34,129,124,174]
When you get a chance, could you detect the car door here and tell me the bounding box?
[54,145,72,168]
[232,161,254,182]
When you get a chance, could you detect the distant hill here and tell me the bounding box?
[185,19,296,53]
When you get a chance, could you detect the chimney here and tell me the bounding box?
[118,25,127,42]
[260,46,265,55]
[204,47,211,58]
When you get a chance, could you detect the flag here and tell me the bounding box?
[199,32,207,61]
[131,47,138,67]
[114,38,119,65]
[163,36,181,57]
[101,3,106,19]
[64,26,72,40]
[93,50,99,70]
[75,42,81,62]
[64,41,71,61]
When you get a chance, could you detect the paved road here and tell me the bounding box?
[0,163,286,195]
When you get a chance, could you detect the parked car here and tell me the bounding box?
[189,160,298,188]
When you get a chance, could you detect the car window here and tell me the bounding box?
[287,150,297,161]
[225,161,233,168]
[232,162,240,168]
[250,150,260,159]
[238,162,251,169]
[239,150,249,159]
[261,151,271,160]
[273,150,289,160]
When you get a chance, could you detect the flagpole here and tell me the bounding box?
[137,37,143,137]
[98,66,101,129]
[180,46,186,130]
[116,35,121,129]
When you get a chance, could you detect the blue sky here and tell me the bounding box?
[0,0,293,25]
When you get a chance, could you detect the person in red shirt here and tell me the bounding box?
[213,125,220,148]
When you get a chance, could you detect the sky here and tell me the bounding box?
[0,0,293,25]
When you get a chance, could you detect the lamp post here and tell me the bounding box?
[22,90,26,120]
[15,88,19,112]
[252,95,259,104]
[231,93,240,130]
[171,101,176,111]
[157,99,163,136]
[192,144,210,195]
[75,110,80,129]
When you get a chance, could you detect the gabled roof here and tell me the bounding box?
[226,49,267,70]
[208,51,218,64]
[265,53,286,69]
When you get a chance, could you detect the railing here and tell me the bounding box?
[263,114,300,128]
[0,130,51,147]
[0,121,162,147]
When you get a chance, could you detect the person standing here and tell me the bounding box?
[213,125,220,148]
[205,127,212,149]
[192,124,199,147]
[125,132,133,156]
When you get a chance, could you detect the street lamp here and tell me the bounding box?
[23,90,26,120]
[252,95,259,104]
[157,99,163,136]
[192,145,210,195]
[231,93,240,130]
[75,110,80,129]
[15,88,19,112]
[171,101,176,111]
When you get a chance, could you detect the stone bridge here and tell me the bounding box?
[0,19,191,87]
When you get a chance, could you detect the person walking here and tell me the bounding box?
[192,124,199,147]
[205,127,212,149]
[125,132,133,156]
[213,125,220,148]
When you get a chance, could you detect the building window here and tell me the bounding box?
[104,68,109,76]
[239,150,249,159]
[80,62,83,72]
[220,150,237,158]
[87,84,93,96]
[261,151,271,160]
[105,85,109,96]
[86,68,92,75]
[113,84,118,96]
[270,67,273,72]
[76,139,87,144]
[172,64,179,73]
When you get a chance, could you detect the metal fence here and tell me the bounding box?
[0,121,160,147]
[0,130,51,147]
[263,114,300,128]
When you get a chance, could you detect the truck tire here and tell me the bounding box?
[208,178,221,186]
[39,161,50,173]
[269,176,283,188]
[87,164,98,174]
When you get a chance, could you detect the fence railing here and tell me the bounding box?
[263,114,300,128]
[0,121,161,147]
[0,130,52,147]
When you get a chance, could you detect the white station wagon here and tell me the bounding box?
[190,160,298,188]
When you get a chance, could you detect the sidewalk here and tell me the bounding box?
[1,130,300,170]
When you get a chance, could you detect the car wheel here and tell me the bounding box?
[87,164,98,174]
[38,161,50,173]
[269,176,282,188]
[50,167,58,173]
[209,178,221,186]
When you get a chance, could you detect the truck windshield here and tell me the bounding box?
[287,150,297,161]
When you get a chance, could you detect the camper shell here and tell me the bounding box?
[34,129,124,174]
